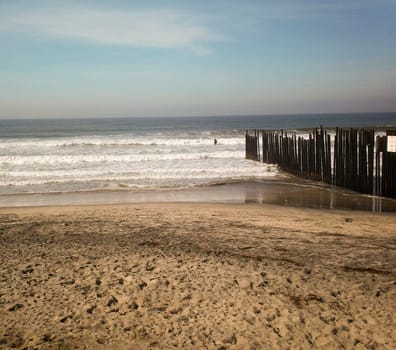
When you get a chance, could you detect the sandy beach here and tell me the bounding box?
[0,202,395,349]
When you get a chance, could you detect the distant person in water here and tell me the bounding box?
[214,138,218,145]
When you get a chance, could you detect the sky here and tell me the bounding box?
[0,0,395,118]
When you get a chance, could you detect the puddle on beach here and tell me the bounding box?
[241,181,396,213]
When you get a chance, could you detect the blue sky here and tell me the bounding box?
[0,0,395,118]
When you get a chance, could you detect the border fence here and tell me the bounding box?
[246,127,396,199]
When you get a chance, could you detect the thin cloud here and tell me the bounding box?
[223,0,396,20]
[0,4,223,54]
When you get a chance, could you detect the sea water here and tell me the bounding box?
[1,113,395,195]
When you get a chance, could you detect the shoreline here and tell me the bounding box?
[1,178,396,212]
[1,202,395,349]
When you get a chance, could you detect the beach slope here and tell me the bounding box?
[0,203,395,349]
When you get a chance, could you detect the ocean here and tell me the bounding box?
[1,113,396,196]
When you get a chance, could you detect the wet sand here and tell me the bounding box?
[0,203,395,349]
[1,179,396,212]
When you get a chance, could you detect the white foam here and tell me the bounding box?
[0,151,246,166]
[0,131,278,194]
[0,136,244,151]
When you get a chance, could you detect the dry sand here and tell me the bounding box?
[0,203,395,349]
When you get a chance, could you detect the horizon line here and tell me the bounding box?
[1,111,396,121]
